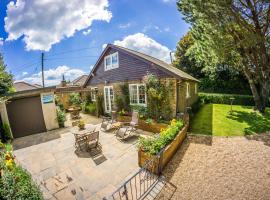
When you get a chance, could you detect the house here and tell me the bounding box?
[84,44,199,117]
[55,75,90,109]
[14,81,42,92]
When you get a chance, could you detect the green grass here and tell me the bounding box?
[190,104,270,136]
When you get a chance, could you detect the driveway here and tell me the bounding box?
[158,133,270,200]
[13,124,139,200]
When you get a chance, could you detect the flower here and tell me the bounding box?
[5,152,13,161]
[5,159,14,169]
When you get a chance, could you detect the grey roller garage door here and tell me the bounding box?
[6,96,46,138]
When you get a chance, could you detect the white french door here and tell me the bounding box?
[104,86,114,113]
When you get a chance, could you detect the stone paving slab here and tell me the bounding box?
[13,123,140,200]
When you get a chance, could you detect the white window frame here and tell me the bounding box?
[90,87,98,101]
[186,82,190,98]
[104,52,119,71]
[195,83,198,94]
[104,86,114,113]
[129,84,147,106]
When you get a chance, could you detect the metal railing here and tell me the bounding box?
[103,158,161,200]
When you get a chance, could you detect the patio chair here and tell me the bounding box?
[74,133,87,151]
[100,110,118,131]
[86,131,101,152]
[115,111,139,140]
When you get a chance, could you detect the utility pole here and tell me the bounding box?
[41,52,45,88]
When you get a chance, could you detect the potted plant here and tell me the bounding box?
[78,120,85,130]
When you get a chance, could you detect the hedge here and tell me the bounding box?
[199,92,256,106]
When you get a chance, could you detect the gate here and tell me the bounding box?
[103,157,176,200]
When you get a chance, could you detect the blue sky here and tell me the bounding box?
[0,0,189,86]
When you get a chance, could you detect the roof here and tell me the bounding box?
[113,44,199,82]
[14,81,42,92]
[84,44,199,86]
[70,75,88,86]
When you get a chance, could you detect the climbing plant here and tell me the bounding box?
[143,74,174,121]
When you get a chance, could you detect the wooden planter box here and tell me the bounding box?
[117,115,168,133]
[138,123,189,174]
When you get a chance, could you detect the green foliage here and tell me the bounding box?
[143,74,173,120]
[138,119,184,155]
[2,123,12,142]
[174,31,251,95]
[178,0,270,112]
[145,118,153,124]
[85,103,97,115]
[0,54,13,95]
[56,107,66,127]
[96,94,104,117]
[131,105,148,119]
[68,93,82,106]
[115,83,130,112]
[199,93,256,106]
[0,144,43,200]
[118,109,126,116]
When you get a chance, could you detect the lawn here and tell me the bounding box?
[190,104,270,136]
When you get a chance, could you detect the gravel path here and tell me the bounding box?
[158,133,270,200]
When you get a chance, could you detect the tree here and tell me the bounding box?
[173,31,204,78]
[178,0,270,112]
[174,31,251,94]
[0,53,13,95]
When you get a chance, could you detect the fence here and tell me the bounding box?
[103,158,163,200]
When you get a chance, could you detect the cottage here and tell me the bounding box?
[84,44,199,117]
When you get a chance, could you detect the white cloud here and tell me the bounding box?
[0,38,3,46]
[21,65,86,86]
[5,0,112,51]
[164,27,170,32]
[143,25,162,33]
[102,43,108,49]
[119,23,131,29]
[22,71,28,76]
[113,33,172,63]
[83,29,92,36]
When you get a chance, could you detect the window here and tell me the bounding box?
[195,83,198,94]
[186,82,190,98]
[129,84,146,105]
[90,87,98,101]
[104,52,119,71]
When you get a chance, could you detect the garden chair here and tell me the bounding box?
[86,131,101,152]
[100,110,118,131]
[74,133,87,151]
[115,111,139,140]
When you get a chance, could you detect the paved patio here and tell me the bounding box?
[13,124,140,200]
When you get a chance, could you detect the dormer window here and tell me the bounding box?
[104,52,119,71]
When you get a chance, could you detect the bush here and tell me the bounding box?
[131,105,148,119]
[0,144,43,200]
[85,103,96,115]
[199,92,255,106]
[137,119,184,155]
[56,107,66,127]
[68,93,82,106]
[96,94,104,117]
[2,123,12,142]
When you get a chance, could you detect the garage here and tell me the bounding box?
[6,95,47,138]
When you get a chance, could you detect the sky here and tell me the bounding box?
[0,0,190,86]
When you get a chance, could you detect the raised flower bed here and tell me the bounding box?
[117,115,168,133]
[137,119,189,174]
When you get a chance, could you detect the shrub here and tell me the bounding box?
[56,107,66,127]
[68,93,82,106]
[2,123,12,142]
[85,103,96,115]
[137,119,184,155]
[0,144,43,200]
[199,92,256,106]
[96,94,104,117]
[131,105,148,119]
